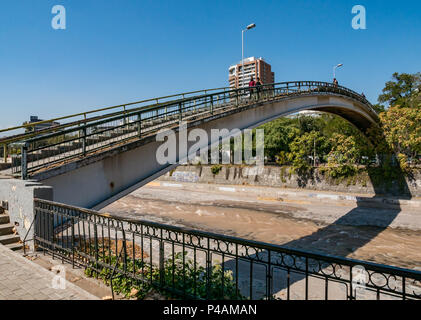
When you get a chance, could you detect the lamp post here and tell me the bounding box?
[333,63,343,80]
[241,23,256,88]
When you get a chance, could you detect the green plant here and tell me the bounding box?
[84,250,244,300]
[211,164,223,175]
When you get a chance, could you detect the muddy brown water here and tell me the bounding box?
[103,186,421,271]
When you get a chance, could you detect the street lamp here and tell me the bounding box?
[242,23,256,88]
[333,63,343,79]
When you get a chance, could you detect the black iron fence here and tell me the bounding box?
[31,199,421,300]
[10,81,377,179]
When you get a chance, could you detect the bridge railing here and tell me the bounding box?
[7,81,375,179]
[32,198,421,300]
[0,86,232,162]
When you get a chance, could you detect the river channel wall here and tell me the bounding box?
[157,165,421,197]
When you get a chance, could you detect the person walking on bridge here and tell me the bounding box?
[333,78,339,88]
[256,77,263,99]
[248,77,256,99]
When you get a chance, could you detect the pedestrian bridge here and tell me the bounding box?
[0,81,379,209]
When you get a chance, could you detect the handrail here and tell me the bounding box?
[21,81,370,143]
[0,85,231,136]
[0,81,373,141]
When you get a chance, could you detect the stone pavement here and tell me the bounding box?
[0,244,98,300]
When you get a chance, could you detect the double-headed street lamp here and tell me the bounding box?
[333,63,343,80]
[242,23,256,88]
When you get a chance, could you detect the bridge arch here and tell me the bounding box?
[5,82,379,209]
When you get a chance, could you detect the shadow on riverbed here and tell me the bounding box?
[223,157,414,299]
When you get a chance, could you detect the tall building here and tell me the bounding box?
[228,57,275,89]
[24,116,60,132]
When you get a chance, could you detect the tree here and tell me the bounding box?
[287,131,329,173]
[261,118,299,160]
[378,72,421,108]
[379,106,421,160]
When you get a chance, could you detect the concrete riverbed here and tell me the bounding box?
[102,182,421,272]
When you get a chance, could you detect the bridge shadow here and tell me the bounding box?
[222,135,414,299]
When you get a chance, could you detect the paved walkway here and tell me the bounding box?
[0,245,98,300]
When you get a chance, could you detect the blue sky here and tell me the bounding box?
[0,0,420,129]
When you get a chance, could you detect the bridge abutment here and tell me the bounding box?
[0,179,53,251]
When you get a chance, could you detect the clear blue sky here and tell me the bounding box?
[1,0,420,129]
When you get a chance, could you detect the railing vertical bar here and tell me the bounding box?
[132,231,136,278]
[325,277,328,300]
[94,216,99,278]
[305,257,309,300]
[287,268,290,300]
[71,216,75,268]
[235,243,239,299]
[249,260,254,300]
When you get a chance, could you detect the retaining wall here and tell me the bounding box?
[158,165,421,197]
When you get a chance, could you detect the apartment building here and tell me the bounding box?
[228,57,275,89]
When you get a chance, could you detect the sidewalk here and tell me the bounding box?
[0,244,98,300]
[152,180,421,208]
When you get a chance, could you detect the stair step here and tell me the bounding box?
[0,223,14,236]
[5,242,23,251]
[0,234,21,245]
[0,215,10,224]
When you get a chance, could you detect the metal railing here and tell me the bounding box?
[33,199,421,300]
[0,86,231,162]
[7,81,377,179]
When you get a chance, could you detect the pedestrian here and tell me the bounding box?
[333,78,338,87]
[248,76,256,98]
[256,77,263,99]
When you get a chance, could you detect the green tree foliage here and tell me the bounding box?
[261,118,299,160]
[245,72,420,178]
[287,131,329,173]
[378,72,421,109]
[380,106,421,159]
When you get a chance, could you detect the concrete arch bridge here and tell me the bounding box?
[0,81,379,210]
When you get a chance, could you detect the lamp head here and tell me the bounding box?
[247,23,256,30]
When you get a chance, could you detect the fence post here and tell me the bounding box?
[159,236,165,287]
[71,217,75,269]
[82,127,87,156]
[267,250,272,299]
[210,96,214,114]
[2,144,7,163]
[21,143,28,180]
[179,103,182,121]
[123,106,128,130]
[94,218,99,278]
[137,113,142,138]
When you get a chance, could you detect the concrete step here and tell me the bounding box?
[5,242,23,251]
[0,234,21,245]
[0,223,14,236]
[0,214,10,224]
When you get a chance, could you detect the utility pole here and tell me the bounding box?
[241,23,256,88]
[314,138,316,167]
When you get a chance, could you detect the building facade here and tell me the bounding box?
[228,57,275,89]
[25,116,60,132]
